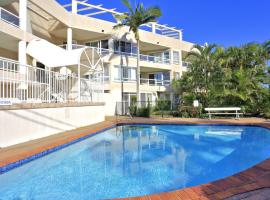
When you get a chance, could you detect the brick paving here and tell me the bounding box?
[0,117,270,200]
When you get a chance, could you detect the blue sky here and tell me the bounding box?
[57,0,270,47]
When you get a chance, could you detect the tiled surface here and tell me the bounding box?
[226,188,270,200]
[0,117,270,200]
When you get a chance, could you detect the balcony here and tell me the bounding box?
[0,57,103,104]
[112,78,171,86]
[140,78,171,86]
[0,7,19,27]
[61,2,182,40]
[140,54,170,65]
[59,44,171,65]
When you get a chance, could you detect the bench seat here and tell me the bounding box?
[205,107,242,119]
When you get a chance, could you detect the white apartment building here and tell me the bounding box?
[0,0,193,147]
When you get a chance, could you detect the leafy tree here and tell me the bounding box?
[173,41,270,117]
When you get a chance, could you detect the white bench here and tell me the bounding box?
[205,107,243,119]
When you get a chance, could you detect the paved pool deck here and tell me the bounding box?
[1,117,270,200]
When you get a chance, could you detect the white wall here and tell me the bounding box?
[0,105,105,147]
[104,90,122,116]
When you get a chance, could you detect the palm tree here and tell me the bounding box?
[186,43,219,106]
[263,40,270,60]
[113,0,162,102]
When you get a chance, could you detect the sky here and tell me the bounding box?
[57,0,270,47]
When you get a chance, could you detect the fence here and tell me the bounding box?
[116,101,157,116]
[0,57,103,104]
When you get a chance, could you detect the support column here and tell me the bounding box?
[19,0,27,67]
[18,41,27,67]
[151,23,156,34]
[67,27,73,50]
[179,30,183,41]
[18,0,28,101]
[169,70,174,109]
[72,0,77,14]
[108,38,114,53]
[78,64,81,102]
[19,0,27,31]
[69,0,76,51]
[170,49,173,65]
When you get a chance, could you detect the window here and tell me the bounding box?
[101,40,109,49]
[149,51,171,63]
[163,51,170,64]
[173,51,180,65]
[85,41,97,47]
[85,40,109,49]
[114,66,136,82]
[63,40,77,45]
[114,40,137,54]
[163,72,170,80]
[140,93,153,104]
[104,65,110,83]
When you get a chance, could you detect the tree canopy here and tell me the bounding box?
[173,41,270,117]
[113,0,162,41]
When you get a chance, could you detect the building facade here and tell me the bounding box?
[0,0,193,117]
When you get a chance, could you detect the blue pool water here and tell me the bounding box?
[0,125,270,200]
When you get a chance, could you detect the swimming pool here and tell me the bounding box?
[0,124,270,200]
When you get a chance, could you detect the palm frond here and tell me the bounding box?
[113,23,126,30]
[145,6,162,18]
[121,0,134,14]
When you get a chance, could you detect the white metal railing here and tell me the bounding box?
[140,78,171,86]
[59,44,111,57]
[114,78,136,83]
[59,44,171,65]
[0,57,103,104]
[140,54,170,65]
[114,78,171,86]
[62,2,182,40]
[0,7,19,27]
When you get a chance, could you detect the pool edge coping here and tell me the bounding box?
[1,119,270,200]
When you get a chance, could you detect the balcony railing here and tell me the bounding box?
[0,57,103,104]
[113,78,171,86]
[0,7,19,27]
[140,78,171,86]
[59,44,171,65]
[140,54,170,65]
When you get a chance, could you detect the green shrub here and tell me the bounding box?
[152,110,172,116]
[131,98,151,118]
[136,106,150,117]
[154,99,171,111]
[171,111,180,117]
[129,96,137,116]
[178,106,202,118]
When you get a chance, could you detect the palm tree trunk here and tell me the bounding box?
[136,40,140,103]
